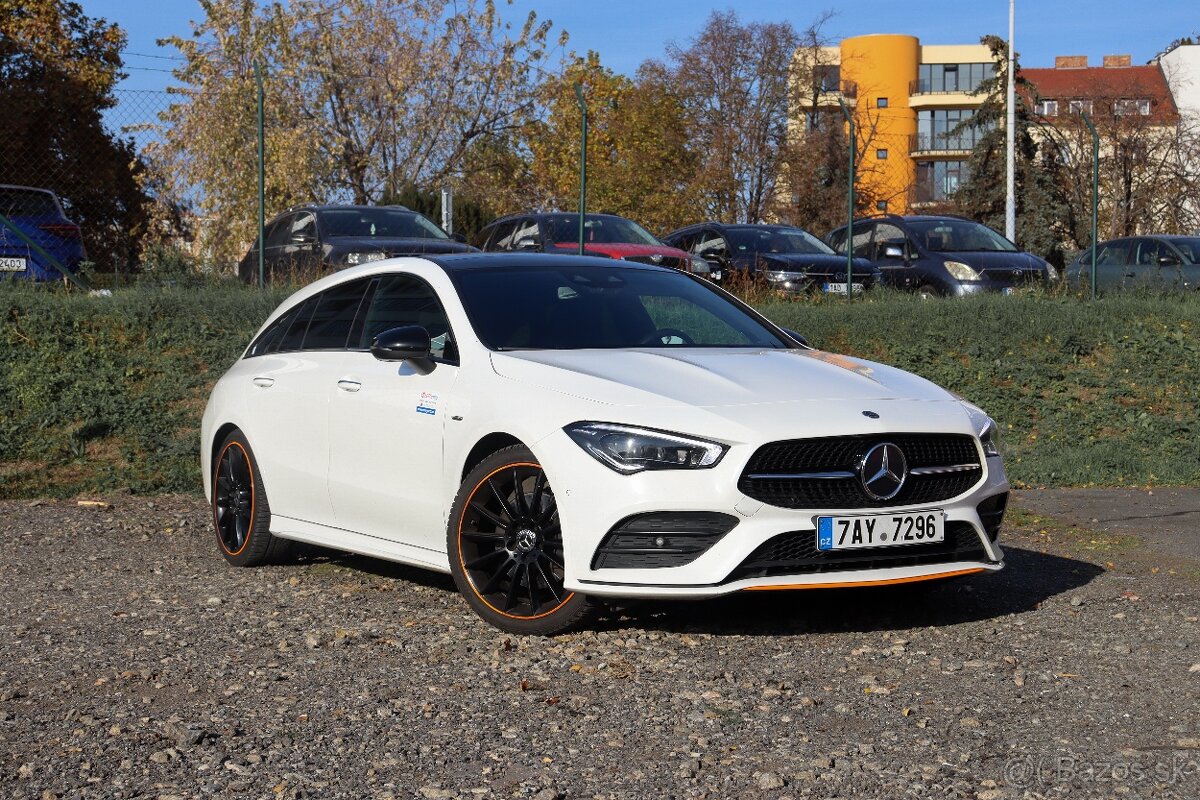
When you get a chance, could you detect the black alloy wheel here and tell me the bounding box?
[449,445,592,634]
[212,430,288,567]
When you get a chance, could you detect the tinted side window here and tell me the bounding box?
[872,222,906,259]
[827,228,847,254]
[266,214,295,249]
[1097,240,1131,265]
[356,274,457,362]
[247,301,304,357]
[278,297,318,352]
[491,220,521,250]
[850,223,874,258]
[302,279,372,350]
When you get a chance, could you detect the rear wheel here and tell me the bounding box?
[212,430,289,566]
[448,445,592,634]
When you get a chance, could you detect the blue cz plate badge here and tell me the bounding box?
[817,510,945,551]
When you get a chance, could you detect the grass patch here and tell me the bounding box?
[1,282,1198,498]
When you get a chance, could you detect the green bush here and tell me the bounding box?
[1,283,1197,498]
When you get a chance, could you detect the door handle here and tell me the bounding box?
[1124,271,1136,278]
[337,379,362,393]
[252,376,275,388]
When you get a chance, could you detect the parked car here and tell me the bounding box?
[663,222,880,293]
[1065,235,1200,291]
[0,185,87,282]
[237,204,475,283]
[826,215,1055,296]
[202,252,1009,634]
[473,212,708,276]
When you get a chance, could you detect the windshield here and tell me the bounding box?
[319,208,448,239]
[1170,238,1200,263]
[907,219,1017,252]
[542,214,661,246]
[727,226,835,256]
[452,265,790,350]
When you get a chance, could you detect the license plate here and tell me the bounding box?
[0,257,26,272]
[1002,287,1015,296]
[711,270,722,281]
[824,282,865,293]
[817,510,945,551]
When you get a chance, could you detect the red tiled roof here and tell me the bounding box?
[1022,64,1178,122]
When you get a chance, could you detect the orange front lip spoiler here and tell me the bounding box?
[743,567,985,591]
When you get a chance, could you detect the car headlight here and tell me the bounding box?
[564,422,727,474]
[689,256,711,275]
[346,251,387,265]
[1045,261,1060,282]
[943,260,981,281]
[979,420,1001,458]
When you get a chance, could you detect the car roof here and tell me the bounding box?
[427,252,671,272]
[278,204,415,215]
[488,211,634,224]
[0,184,57,195]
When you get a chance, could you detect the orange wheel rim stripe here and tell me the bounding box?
[213,440,255,557]
[742,567,985,591]
[458,461,575,621]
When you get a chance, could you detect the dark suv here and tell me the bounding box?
[826,215,1054,296]
[474,212,702,274]
[238,205,474,283]
[662,222,880,293]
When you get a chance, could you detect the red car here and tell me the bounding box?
[474,212,714,278]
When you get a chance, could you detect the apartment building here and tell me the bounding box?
[793,34,995,215]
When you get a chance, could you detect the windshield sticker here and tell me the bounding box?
[416,391,439,416]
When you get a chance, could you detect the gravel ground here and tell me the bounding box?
[2,493,1199,800]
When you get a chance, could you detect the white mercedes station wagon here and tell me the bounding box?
[201,253,1009,634]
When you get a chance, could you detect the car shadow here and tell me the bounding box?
[596,546,1106,636]
[289,544,459,593]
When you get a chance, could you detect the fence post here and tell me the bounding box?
[835,94,855,300]
[1082,111,1099,300]
[575,82,588,255]
[254,60,265,288]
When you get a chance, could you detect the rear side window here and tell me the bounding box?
[247,302,303,357]
[302,278,372,350]
[0,188,60,218]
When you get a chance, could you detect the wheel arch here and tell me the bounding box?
[460,432,526,481]
[208,422,243,496]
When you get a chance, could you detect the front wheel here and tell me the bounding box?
[447,445,592,634]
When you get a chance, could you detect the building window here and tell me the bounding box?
[876,148,888,159]
[877,97,889,108]
[915,160,969,203]
[813,65,841,93]
[1114,98,1152,115]
[916,109,989,151]
[1068,99,1094,115]
[1036,99,1059,117]
[915,62,996,94]
[876,201,888,212]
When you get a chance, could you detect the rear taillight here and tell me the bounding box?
[39,223,81,239]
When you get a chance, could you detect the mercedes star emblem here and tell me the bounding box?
[859,442,907,501]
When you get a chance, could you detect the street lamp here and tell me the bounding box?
[574,82,587,255]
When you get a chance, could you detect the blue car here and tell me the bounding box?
[0,185,87,282]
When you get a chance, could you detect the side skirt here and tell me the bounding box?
[269,514,452,574]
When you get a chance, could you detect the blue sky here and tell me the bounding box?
[91,0,1197,92]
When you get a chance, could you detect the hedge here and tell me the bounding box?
[1,282,1197,497]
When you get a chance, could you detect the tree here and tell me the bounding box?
[950,35,1069,265]
[525,52,701,234]
[773,13,884,233]
[660,11,800,224]
[155,0,563,266]
[0,0,150,271]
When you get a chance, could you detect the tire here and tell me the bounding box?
[917,283,942,299]
[447,445,592,635]
[211,430,290,567]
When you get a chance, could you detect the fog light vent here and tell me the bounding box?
[591,512,739,569]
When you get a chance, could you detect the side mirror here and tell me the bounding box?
[371,325,431,362]
[515,237,541,251]
[883,245,905,260]
[1158,255,1181,267]
[450,232,468,244]
[698,248,726,264]
[781,327,810,347]
[294,232,317,246]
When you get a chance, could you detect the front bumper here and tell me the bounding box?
[539,428,1008,600]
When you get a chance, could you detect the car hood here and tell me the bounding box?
[327,236,476,254]
[934,250,1046,273]
[758,253,879,274]
[491,348,955,409]
[548,242,690,260]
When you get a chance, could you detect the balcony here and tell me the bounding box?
[909,132,977,156]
